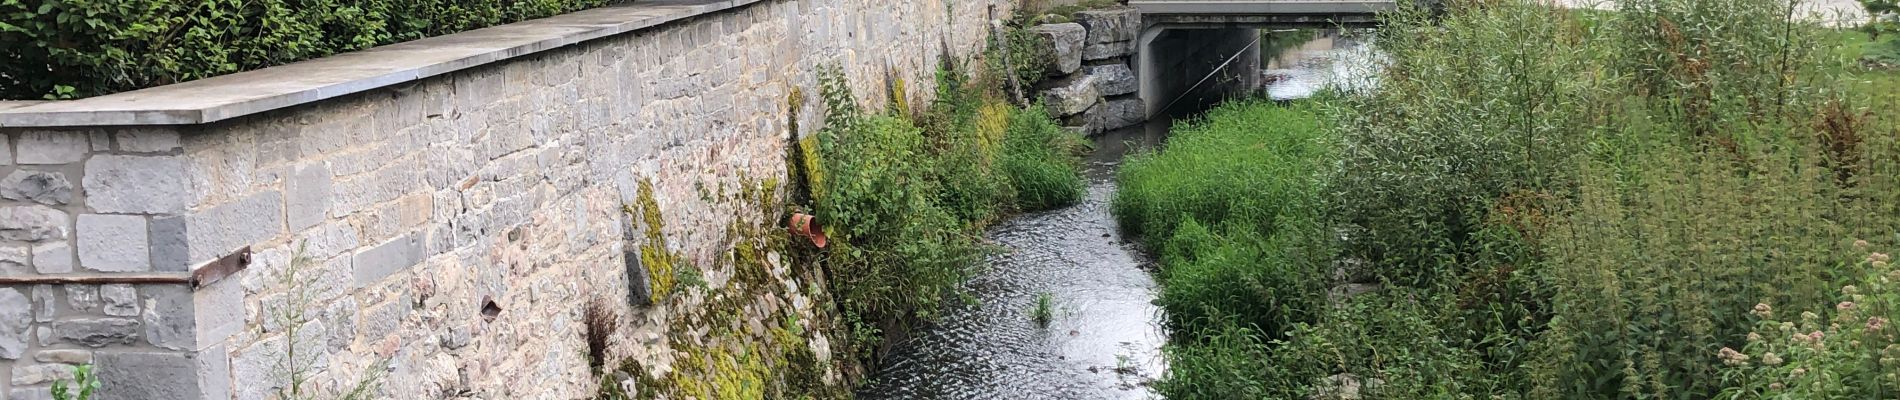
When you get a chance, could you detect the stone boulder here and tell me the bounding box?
[1041,74,1101,117]
[1075,8,1140,61]
[1074,8,1140,44]
[1091,98,1146,131]
[1084,40,1136,61]
[1029,23,1086,76]
[1062,98,1107,131]
[1086,64,1137,96]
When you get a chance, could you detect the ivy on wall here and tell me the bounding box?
[0,0,615,100]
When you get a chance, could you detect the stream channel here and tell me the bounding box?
[855,29,1374,400]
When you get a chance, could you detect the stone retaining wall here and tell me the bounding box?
[1026,8,1147,134]
[0,0,1003,398]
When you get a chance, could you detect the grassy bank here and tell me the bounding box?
[1116,0,1900,398]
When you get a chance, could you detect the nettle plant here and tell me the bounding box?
[1719,243,1900,399]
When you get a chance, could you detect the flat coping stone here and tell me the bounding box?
[0,0,765,128]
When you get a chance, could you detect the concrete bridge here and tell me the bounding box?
[1129,0,1393,115]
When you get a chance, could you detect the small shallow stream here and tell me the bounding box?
[855,121,1171,400]
[856,29,1373,400]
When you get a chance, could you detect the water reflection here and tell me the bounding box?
[1261,29,1383,100]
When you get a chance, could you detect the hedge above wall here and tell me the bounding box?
[0,0,616,100]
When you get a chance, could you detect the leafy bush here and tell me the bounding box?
[1719,247,1900,399]
[0,0,614,99]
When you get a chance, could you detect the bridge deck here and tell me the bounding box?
[1129,0,1396,15]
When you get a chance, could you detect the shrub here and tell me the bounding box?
[0,0,615,99]
[1718,246,1900,399]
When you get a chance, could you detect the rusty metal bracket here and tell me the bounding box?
[189,246,251,290]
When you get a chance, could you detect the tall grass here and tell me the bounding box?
[1119,0,1900,397]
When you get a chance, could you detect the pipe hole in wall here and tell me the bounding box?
[482,296,503,323]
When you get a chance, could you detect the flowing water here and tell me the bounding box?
[857,28,1373,400]
[855,120,1171,400]
[1261,29,1382,100]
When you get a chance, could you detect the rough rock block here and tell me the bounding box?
[1041,74,1102,117]
[1085,64,1137,96]
[1029,23,1086,76]
[1092,98,1147,131]
[1083,40,1136,61]
[1074,8,1140,44]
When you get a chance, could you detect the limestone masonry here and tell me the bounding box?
[0,0,1006,398]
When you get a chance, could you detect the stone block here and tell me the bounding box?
[1092,97,1148,132]
[31,242,71,274]
[11,363,74,386]
[141,285,195,351]
[1041,74,1102,117]
[148,216,188,272]
[114,128,181,153]
[29,286,51,323]
[1,288,29,360]
[65,286,98,313]
[193,277,242,347]
[52,318,140,347]
[301,221,360,261]
[1083,40,1136,61]
[286,163,333,232]
[1062,98,1107,131]
[33,349,92,364]
[0,244,27,275]
[16,130,88,165]
[1,134,11,165]
[0,206,68,243]
[77,215,151,273]
[83,155,189,215]
[1028,23,1086,76]
[195,343,231,400]
[185,190,284,264]
[1085,64,1137,96]
[100,284,137,317]
[11,387,57,400]
[353,231,423,288]
[89,131,109,151]
[625,249,652,308]
[1074,8,1140,44]
[95,351,202,400]
[0,170,74,205]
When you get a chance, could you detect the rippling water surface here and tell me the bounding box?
[858,29,1373,399]
[856,122,1171,400]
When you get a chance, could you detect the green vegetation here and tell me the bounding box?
[0,0,617,99]
[807,60,1085,362]
[1117,0,1900,398]
[49,364,99,400]
[1030,292,1056,327]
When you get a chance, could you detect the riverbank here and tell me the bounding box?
[1116,0,1900,398]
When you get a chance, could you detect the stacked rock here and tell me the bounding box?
[1027,8,1145,134]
